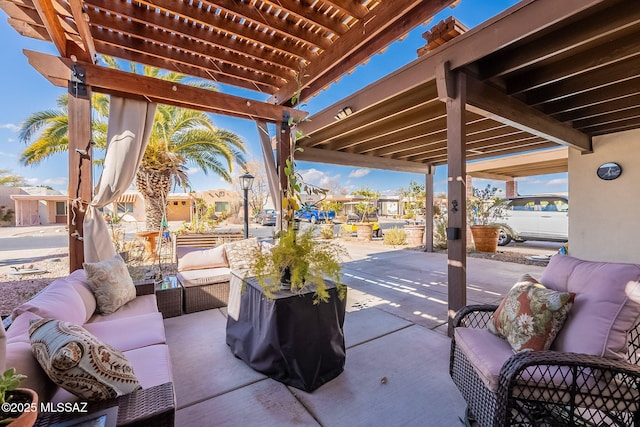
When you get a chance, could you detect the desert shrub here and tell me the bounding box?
[320,225,334,239]
[433,214,448,249]
[383,227,406,246]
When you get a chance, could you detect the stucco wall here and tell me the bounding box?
[569,128,640,263]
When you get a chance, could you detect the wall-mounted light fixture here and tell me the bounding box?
[334,106,353,121]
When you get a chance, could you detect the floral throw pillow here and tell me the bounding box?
[488,274,575,353]
[223,238,259,271]
[83,254,136,315]
[29,318,141,400]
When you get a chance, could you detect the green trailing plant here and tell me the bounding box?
[253,227,347,303]
[383,227,407,246]
[253,74,347,303]
[0,368,27,405]
[0,206,14,223]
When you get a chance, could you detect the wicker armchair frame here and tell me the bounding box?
[450,305,640,427]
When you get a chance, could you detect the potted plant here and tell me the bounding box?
[352,187,380,241]
[399,180,426,246]
[467,184,508,252]
[252,87,347,304]
[0,368,38,427]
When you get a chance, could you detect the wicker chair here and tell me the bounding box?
[451,304,640,426]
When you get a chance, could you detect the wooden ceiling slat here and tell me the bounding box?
[270,0,455,105]
[575,110,640,133]
[32,0,69,56]
[525,56,640,106]
[7,16,49,39]
[0,1,41,23]
[554,93,640,124]
[85,6,301,74]
[95,41,277,93]
[92,31,284,90]
[198,0,332,49]
[544,76,640,116]
[87,12,293,83]
[301,84,440,148]
[258,0,351,36]
[320,0,369,19]
[88,0,314,63]
[296,0,452,103]
[505,26,640,95]
[476,0,637,79]
[586,118,640,136]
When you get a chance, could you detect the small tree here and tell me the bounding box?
[398,180,425,222]
[352,187,380,222]
[467,184,507,226]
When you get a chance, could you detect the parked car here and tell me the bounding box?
[346,211,379,222]
[254,209,277,226]
[296,204,336,224]
[498,195,569,246]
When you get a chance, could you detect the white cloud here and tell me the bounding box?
[0,151,17,158]
[546,178,568,186]
[0,123,20,132]
[348,168,370,179]
[43,177,68,186]
[186,167,201,175]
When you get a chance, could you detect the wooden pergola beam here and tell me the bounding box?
[24,50,304,123]
[31,0,68,56]
[68,0,95,63]
[465,75,592,152]
[295,147,430,174]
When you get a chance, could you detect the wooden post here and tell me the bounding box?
[439,62,467,335]
[424,165,434,252]
[67,79,92,272]
[277,116,291,229]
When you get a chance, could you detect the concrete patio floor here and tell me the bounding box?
[165,242,551,426]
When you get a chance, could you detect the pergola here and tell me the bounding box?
[1,0,457,269]
[2,0,639,327]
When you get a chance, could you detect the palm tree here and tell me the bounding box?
[18,64,246,230]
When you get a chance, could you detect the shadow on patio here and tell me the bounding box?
[165,243,549,426]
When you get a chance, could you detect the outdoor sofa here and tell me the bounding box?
[173,232,255,313]
[1,257,175,426]
[450,254,640,426]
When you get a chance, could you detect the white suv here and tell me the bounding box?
[498,195,569,246]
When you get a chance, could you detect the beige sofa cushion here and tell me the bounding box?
[177,267,231,288]
[84,312,166,352]
[177,245,228,272]
[11,272,91,325]
[87,294,158,323]
[6,312,42,344]
[30,318,141,400]
[5,340,58,403]
[84,255,137,315]
[50,344,173,404]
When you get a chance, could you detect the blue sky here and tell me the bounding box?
[0,0,568,197]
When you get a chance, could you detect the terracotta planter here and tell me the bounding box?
[470,225,499,253]
[355,223,373,241]
[404,225,425,246]
[5,388,38,427]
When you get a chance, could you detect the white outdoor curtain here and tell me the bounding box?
[83,97,157,263]
[256,121,281,214]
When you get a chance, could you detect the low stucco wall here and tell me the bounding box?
[569,128,640,263]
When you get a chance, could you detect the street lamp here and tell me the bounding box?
[239,172,254,239]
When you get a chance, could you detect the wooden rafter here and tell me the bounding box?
[31,0,67,55]
[25,50,304,123]
[67,0,94,63]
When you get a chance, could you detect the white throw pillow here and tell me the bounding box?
[83,254,136,315]
[177,245,228,272]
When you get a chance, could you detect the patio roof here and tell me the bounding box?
[466,147,568,180]
[1,0,457,119]
[297,0,638,170]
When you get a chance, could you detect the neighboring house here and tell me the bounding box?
[8,187,68,226]
[200,189,241,216]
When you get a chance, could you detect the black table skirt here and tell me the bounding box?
[226,275,346,392]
